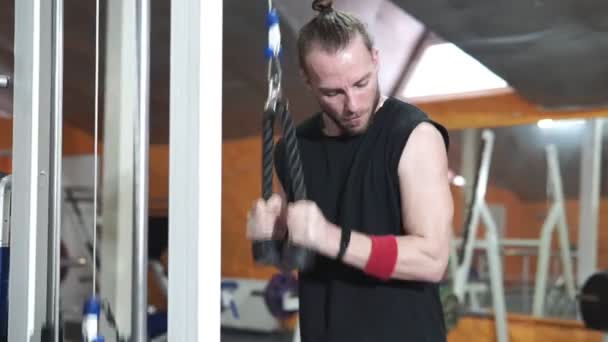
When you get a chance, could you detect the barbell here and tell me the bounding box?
[579,270,608,332]
[438,271,608,333]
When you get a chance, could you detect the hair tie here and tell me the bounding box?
[312,0,333,13]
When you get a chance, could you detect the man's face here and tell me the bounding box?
[302,34,380,135]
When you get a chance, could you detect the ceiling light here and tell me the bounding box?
[402,43,508,98]
[537,118,585,129]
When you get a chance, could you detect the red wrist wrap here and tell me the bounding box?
[364,235,398,281]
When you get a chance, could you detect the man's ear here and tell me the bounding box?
[371,48,380,70]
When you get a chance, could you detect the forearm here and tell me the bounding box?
[317,224,447,283]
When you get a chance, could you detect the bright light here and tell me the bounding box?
[537,118,586,129]
[452,175,466,187]
[402,43,508,98]
[537,119,554,129]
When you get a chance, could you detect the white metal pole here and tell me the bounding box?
[453,129,494,300]
[169,0,222,341]
[546,145,576,299]
[45,0,64,340]
[101,0,137,337]
[132,0,151,340]
[453,207,481,299]
[532,204,559,317]
[480,203,509,342]
[577,119,604,285]
[9,0,53,340]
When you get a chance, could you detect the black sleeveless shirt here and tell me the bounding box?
[275,97,450,342]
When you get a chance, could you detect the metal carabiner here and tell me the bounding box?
[265,54,283,113]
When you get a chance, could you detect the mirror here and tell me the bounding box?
[445,118,607,322]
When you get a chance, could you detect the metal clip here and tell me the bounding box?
[0,75,9,89]
[265,55,283,113]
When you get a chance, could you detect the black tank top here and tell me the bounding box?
[275,97,450,342]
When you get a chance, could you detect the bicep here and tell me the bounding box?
[397,123,453,242]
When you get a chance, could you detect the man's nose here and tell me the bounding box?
[344,90,361,113]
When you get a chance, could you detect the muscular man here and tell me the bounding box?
[247,1,454,341]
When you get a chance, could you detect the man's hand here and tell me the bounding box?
[286,200,330,250]
[246,194,285,241]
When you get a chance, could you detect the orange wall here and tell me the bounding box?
[507,198,608,276]
[1,118,102,172]
[0,117,104,158]
[0,157,10,174]
[0,119,11,150]
[452,184,608,282]
[148,145,169,216]
[0,119,11,173]
[222,136,279,279]
[0,117,170,213]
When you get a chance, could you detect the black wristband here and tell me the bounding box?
[336,227,351,261]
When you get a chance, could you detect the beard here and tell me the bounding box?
[322,87,381,136]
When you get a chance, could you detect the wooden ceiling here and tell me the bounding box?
[0,0,606,202]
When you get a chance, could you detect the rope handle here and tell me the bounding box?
[253,101,315,272]
[253,1,314,272]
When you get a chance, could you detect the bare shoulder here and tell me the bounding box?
[398,122,448,173]
[409,121,446,146]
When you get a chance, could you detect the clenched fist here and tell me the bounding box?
[286,200,329,251]
[246,194,286,241]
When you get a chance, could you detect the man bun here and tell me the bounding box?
[312,0,334,13]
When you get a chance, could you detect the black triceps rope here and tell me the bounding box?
[252,99,315,272]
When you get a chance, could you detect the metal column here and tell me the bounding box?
[8,0,54,340]
[577,119,604,286]
[131,0,151,341]
[101,0,137,338]
[169,0,223,341]
[532,145,576,317]
[44,0,64,340]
